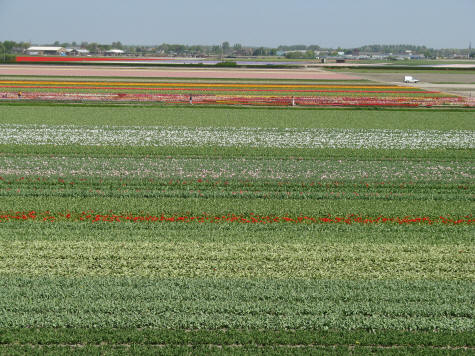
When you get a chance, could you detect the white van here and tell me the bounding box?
[404,76,419,83]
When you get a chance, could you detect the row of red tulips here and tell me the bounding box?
[0,211,472,225]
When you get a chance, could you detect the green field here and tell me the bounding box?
[1,104,473,128]
[0,103,473,354]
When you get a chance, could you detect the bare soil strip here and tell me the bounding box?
[0,64,359,80]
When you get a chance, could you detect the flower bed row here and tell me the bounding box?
[0,85,435,94]
[0,211,472,225]
[1,91,471,107]
[0,80,406,89]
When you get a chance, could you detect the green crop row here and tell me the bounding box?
[0,195,470,216]
[2,344,473,355]
[1,178,471,201]
[1,328,473,348]
[0,105,473,130]
[0,330,473,356]
[0,145,472,160]
[1,223,471,244]
[1,239,473,280]
[0,277,473,330]
[1,155,472,181]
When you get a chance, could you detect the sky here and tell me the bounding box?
[0,0,474,49]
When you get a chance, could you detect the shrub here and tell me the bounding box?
[215,61,238,67]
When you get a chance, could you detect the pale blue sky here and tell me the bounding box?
[0,0,473,48]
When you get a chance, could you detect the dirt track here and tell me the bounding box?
[0,65,359,80]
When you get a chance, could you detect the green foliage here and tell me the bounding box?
[0,105,473,130]
[2,344,472,355]
[0,103,473,350]
[285,50,315,59]
[215,61,237,67]
[1,239,473,279]
[0,277,473,330]
[1,328,472,347]
[0,54,16,63]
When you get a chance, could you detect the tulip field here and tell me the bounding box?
[0,101,473,354]
[1,77,474,107]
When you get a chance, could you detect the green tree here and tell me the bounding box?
[222,41,230,55]
[112,41,123,49]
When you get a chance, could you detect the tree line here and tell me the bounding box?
[1,40,473,60]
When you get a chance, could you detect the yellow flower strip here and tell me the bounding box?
[0,80,406,90]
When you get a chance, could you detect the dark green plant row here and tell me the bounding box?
[0,221,472,245]
[1,105,474,129]
[1,178,471,201]
[0,145,472,160]
[0,195,471,216]
[1,344,472,356]
[1,328,473,348]
[0,277,473,330]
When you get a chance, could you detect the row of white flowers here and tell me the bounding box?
[0,156,471,182]
[0,124,473,150]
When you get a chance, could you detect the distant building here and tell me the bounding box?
[66,48,90,56]
[105,49,125,56]
[26,46,66,55]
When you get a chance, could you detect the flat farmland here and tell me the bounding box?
[1,76,471,107]
[0,102,473,354]
[328,68,475,100]
[2,66,473,108]
[0,64,358,80]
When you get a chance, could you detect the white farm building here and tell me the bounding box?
[26,46,66,55]
[105,49,125,56]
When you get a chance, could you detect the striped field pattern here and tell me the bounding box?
[0,103,473,354]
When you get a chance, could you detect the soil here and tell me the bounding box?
[0,65,359,80]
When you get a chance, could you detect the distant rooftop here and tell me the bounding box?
[27,46,64,51]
